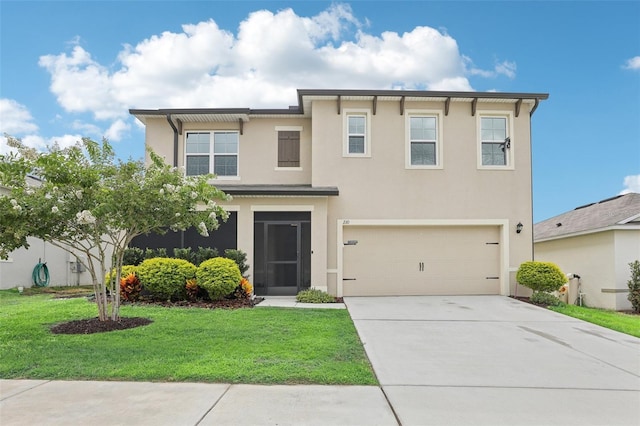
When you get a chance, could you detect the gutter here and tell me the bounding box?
[166,114,179,167]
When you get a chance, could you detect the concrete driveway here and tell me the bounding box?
[345,295,640,426]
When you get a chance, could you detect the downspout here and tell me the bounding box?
[166,113,185,248]
[166,114,178,167]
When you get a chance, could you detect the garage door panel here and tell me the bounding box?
[342,226,500,296]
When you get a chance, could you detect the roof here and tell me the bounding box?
[534,193,640,241]
[130,88,549,124]
[214,184,339,197]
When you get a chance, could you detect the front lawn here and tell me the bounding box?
[549,304,640,338]
[0,290,377,384]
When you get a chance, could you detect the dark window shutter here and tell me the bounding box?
[278,131,300,167]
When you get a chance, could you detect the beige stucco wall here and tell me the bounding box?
[0,238,97,289]
[614,229,640,309]
[311,99,535,295]
[144,117,312,185]
[221,196,329,291]
[535,230,636,310]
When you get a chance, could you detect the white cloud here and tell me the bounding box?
[0,133,82,155]
[104,119,130,142]
[623,56,640,70]
[38,3,512,120]
[0,99,39,134]
[619,174,640,194]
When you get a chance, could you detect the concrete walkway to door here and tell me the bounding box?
[344,295,640,426]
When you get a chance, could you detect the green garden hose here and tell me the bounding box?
[32,261,50,287]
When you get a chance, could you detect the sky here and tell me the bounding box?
[1,0,639,222]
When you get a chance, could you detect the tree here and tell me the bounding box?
[0,136,229,321]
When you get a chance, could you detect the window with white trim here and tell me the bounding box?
[407,114,439,168]
[343,110,371,157]
[478,113,513,169]
[185,131,239,177]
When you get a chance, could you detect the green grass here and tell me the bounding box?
[0,289,377,385]
[549,304,640,338]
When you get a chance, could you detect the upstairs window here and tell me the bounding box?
[186,131,239,177]
[405,111,442,169]
[478,113,513,169]
[343,110,371,157]
[348,116,366,154]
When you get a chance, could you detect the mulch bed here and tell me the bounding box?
[51,317,153,335]
[50,297,265,335]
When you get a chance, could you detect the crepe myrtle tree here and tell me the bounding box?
[0,135,229,321]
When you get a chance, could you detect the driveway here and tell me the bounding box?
[345,295,640,426]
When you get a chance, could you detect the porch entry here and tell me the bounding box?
[254,212,311,296]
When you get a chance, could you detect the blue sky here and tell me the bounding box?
[1,1,638,222]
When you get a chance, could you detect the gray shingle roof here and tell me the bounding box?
[534,193,640,241]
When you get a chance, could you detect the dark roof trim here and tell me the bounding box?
[129,107,303,116]
[130,89,549,118]
[215,185,339,197]
[297,88,549,103]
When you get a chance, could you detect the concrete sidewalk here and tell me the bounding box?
[0,380,397,425]
[254,296,346,309]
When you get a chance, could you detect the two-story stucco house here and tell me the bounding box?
[130,89,548,297]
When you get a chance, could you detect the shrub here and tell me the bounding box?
[143,247,167,260]
[224,249,249,276]
[197,257,242,301]
[185,278,200,301]
[627,260,640,313]
[105,265,137,285]
[120,273,142,301]
[173,247,194,264]
[296,288,336,303]
[516,261,567,293]
[231,277,253,299]
[122,247,145,266]
[136,258,196,301]
[530,291,564,307]
[193,247,219,266]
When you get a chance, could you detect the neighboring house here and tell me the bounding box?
[130,89,548,297]
[534,193,640,311]
[0,177,96,289]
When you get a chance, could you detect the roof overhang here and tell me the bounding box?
[214,184,339,197]
[297,89,549,117]
[130,89,549,124]
[534,224,640,243]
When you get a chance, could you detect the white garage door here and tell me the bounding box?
[342,226,501,296]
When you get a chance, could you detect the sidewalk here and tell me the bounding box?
[0,380,397,426]
[254,296,346,309]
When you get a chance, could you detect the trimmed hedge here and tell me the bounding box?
[197,257,242,301]
[136,258,197,301]
[516,261,567,293]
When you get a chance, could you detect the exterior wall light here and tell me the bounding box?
[516,222,523,234]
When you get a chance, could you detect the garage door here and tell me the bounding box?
[342,226,501,296]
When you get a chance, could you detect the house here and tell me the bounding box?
[534,193,640,310]
[130,89,549,297]
[0,177,96,289]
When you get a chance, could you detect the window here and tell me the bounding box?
[405,111,442,169]
[348,116,366,154]
[343,110,371,157]
[185,131,239,177]
[277,131,300,167]
[478,113,513,169]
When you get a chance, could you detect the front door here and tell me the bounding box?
[254,212,311,296]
